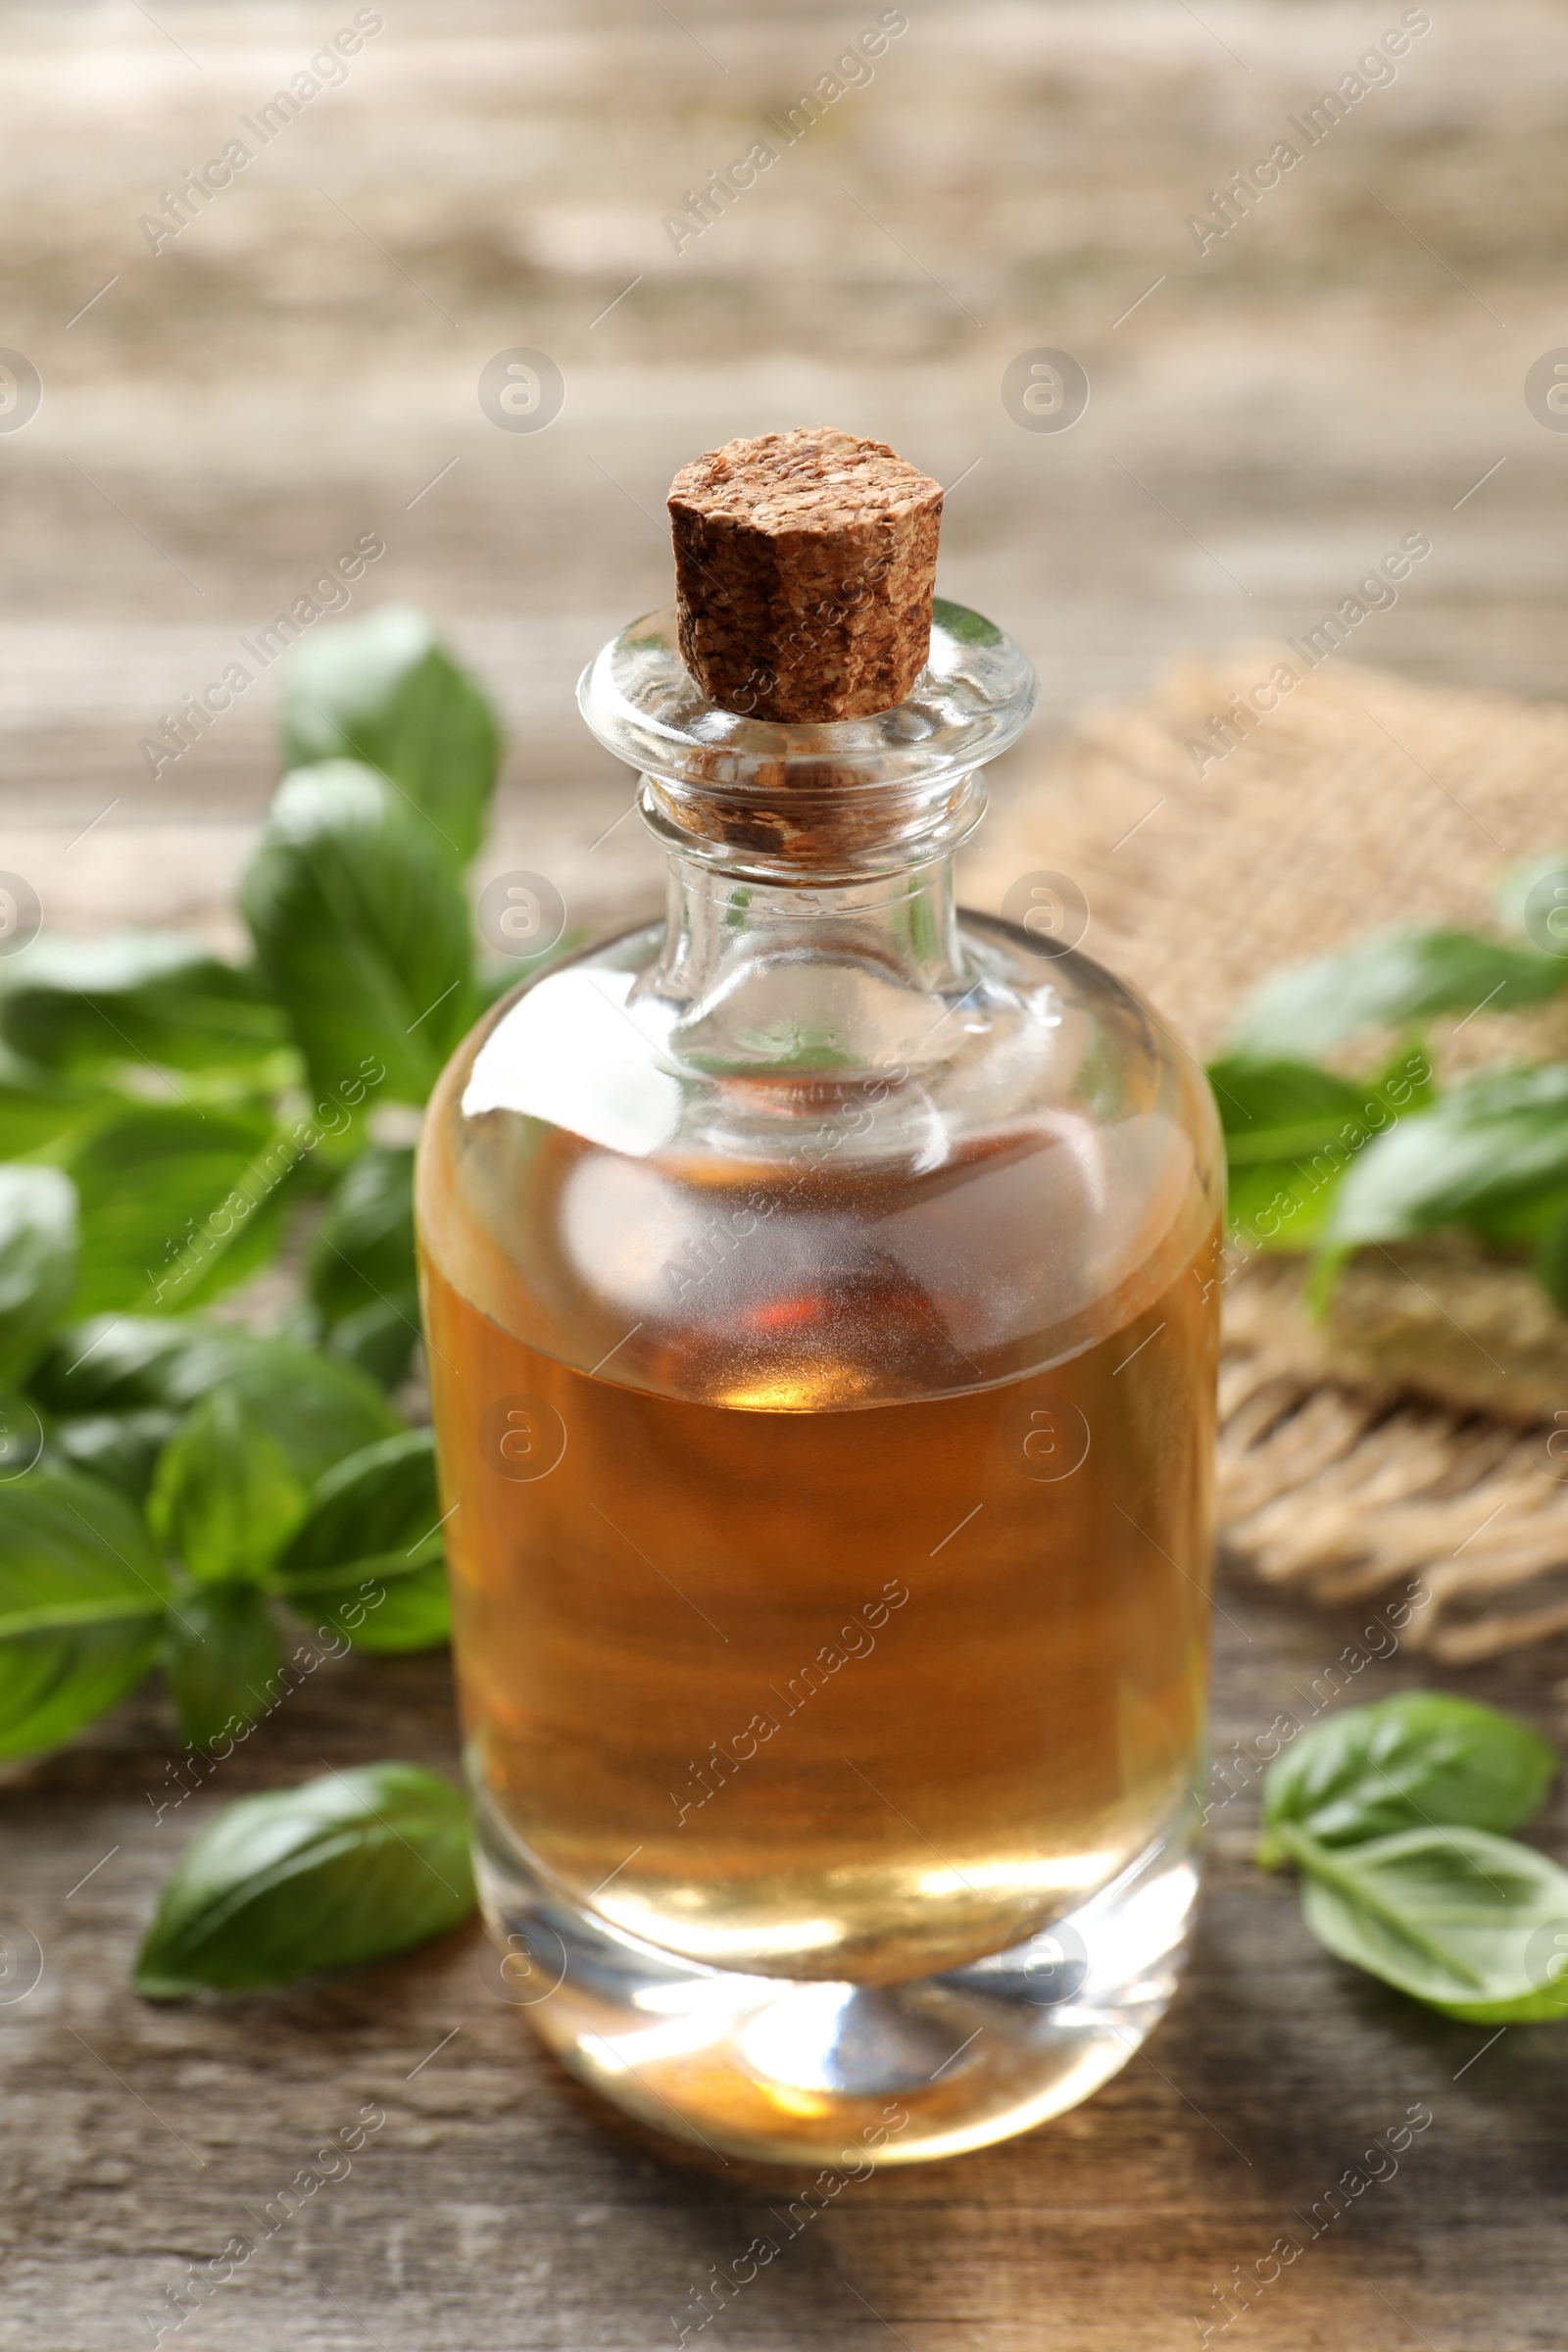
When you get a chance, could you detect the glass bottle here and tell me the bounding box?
[416,598,1223,2167]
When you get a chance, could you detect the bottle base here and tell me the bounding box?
[474,1793,1200,2167]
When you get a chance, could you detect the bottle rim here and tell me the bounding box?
[577,598,1038,882]
[576,598,1039,796]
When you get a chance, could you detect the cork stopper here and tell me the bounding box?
[668,427,943,723]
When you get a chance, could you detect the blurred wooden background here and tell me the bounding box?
[6,5,1568,2348]
[6,0,1568,946]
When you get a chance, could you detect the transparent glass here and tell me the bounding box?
[416,603,1224,2165]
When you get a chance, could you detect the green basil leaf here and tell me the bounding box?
[1231,928,1566,1058]
[1215,1049,1435,1251]
[0,1459,170,1762]
[149,1389,307,1584]
[27,1315,196,1411]
[1460,1183,1568,1250]
[1258,1691,1557,1865]
[1226,1158,1342,1250]
[57,1102,299,1315]
[134,1761,475,1995]
[1210,1052,1435,1159]
[0,1388,46,1484]
[1535,1198,1568,1313]
[1323,1065,1568,1248]
[239,761,478,1104]
[1282,1824,1568,2022]
[163,1579,283,1751]
[31,1319,401,1490]
[0,1047,100,1157]
[284,1551,449,1653]
[318,1299,420,1389]
[0,1165,77,1383]
[279,606,501,867]
[53,1407,181,1501]
[931,596,1004,648]
[277,1430,449,1652]
[0,930,288,1078]
[307,1146,419,1387]
[1209,1056,1365,1155]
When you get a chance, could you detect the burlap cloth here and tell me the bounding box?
[963,652,1568,1664]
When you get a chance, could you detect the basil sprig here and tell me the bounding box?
[0,605,493,1768]
[1259,1692,1568,2021]
[1212,865,1568,1310]
[0,1340,451,1761]
[135,1763,475,1996]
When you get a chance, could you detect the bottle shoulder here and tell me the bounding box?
[416,911,1223,1409]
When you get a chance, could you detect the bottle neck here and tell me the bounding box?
[576,597,1039,1081]
[642,843,974,1081]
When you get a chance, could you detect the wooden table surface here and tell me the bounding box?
[10,1583,1567,2352]
[4,3,1568,2344]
